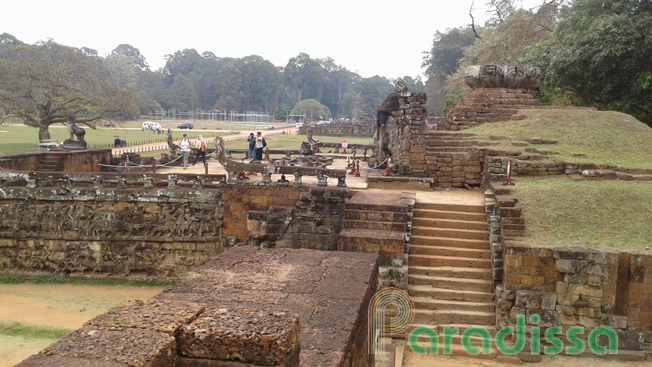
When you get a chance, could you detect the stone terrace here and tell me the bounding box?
[18,246,379,367]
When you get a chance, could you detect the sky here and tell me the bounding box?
[3,0,542,79]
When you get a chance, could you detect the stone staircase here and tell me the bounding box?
[37,153,64,172]
[406,201,496,358]
[337,191,413,266]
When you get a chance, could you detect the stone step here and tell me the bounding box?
[408,274,493,293]
[342,219,406,232]
[344,202,409,213]
[412,217,487,231]
[405,323,498,338]
[414,202,485,213]
[409,245,491,259]
[424,147,474,152]
[408,284,494,303]
[410,235,489,250]
[412,226,489,240]
[411,297,495,313]
[343,209,410,223]
[409,254,491,269]
[424,140,480,147]
[408,338,497,358]
[408,266,492,280]
[337,228,405,266]
[413,309,495,325]
[413,208,486,222]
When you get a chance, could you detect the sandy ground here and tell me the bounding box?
[403,350,652,366]
[0,283,165,367]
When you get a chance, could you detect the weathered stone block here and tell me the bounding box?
[601,313,628,330]
[177,307,300,365]
[515,290,557,310]
[85,299,205,335]
[42,326,176,367]
[556,282,569,294]
[526,309,558,327]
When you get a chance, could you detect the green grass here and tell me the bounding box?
[0,320,72,340]
[463,109,652,170]
[0,274,174,287]
[0,124,212,155]
[224,135,373,150]
[511,176,652,253]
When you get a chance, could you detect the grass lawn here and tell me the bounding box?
[0,124,212,155]
[463,109,652,170]
[511,176,652,253]
[0,279,167,366]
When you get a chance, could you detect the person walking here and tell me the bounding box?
[254,131,266,162]
[179,134,191,169]
[247,132,256,161]
[192,135,207,166]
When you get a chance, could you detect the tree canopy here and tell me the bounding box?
[290,99,331,121]
[523,0,652,124]
[0,41,137,140]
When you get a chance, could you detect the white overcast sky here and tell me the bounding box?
[3,0,542,79]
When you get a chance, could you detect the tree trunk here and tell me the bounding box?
[38,124,51,141]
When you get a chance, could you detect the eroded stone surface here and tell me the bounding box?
[84,299,205,335]
[159,246,378,367]
[178,307,299,365]
[42,326,176,367]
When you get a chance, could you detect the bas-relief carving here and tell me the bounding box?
[0,200,223,278]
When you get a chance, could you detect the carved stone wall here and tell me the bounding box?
[244,186,349,251]
[0,176,225,279]
[0,149,112,172]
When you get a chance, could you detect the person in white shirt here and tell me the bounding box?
[179,134,191,169]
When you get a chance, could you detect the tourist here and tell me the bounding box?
[254,131,266,162]
[192,135,207,166]
[247,132,255,161]
[179,134,191,169]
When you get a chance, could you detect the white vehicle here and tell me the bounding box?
[142,121,162,131]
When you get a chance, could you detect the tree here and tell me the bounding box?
[283,53,327,103]
[113,44,149,70]
[423,27,477,78]
[290,99,331,121]
[0,41,133,140]
[274,104,293,122]
[524,0,652,125]
[0,33,25,46]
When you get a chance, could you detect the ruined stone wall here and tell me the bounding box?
[299,120,375,137]
[18,247,379,367]
[485,184,652,356]
[0,149,112,172]
[223,185,307,241]
[0,173,226,278]
[245,186,350,251]
[442,88,539,130]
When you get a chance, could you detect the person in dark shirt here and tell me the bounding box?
[247,133,255,161]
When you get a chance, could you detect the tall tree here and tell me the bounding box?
[524,0,652,124]
[0,41,134,140]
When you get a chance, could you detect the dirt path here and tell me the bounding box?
[0,283,165,367]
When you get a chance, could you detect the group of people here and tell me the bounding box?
[176,131,266,169]
[179,134,207,169]
[247,131,267,162]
